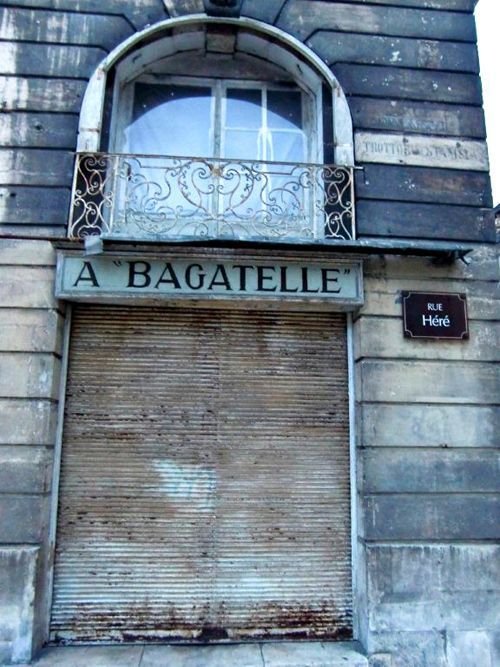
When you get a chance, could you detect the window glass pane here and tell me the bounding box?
[267,90,303,130]
[122,82,310,164]
[269,131,305,163]
[225,89,262,130]
[223,130,261,160]
[125,83,213,156]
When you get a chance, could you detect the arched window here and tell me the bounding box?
[71,17,355,243]
[117,78,314,164]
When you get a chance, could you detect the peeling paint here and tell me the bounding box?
[0,43,17,79]
[153,459,216,509]
[0,548,39,663]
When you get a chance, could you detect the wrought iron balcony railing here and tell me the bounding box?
[68,153,355,243]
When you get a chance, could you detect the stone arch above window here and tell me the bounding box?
[78,15,354,166]
[71,15,355,243]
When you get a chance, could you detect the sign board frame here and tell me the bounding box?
[402,291,469,340]
[55,251,364,312]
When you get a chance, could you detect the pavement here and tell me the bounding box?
[18,642,368,666]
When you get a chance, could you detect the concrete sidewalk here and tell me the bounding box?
[18,642,368,667]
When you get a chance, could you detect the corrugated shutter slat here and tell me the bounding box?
[50,306,351,642]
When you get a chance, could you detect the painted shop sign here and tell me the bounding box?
[56,253,363,307]
[355,132,488,171]
[402,291,469,340]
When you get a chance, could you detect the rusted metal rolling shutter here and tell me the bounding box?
[51,305,352,643]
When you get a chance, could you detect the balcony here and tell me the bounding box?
[68,153,355,244]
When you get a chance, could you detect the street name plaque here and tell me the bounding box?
[402,291,469,340]
[56,253,363,309]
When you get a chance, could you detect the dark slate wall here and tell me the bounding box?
[275,0,492,242]
[0,0,493,242]
[0,1,167,236]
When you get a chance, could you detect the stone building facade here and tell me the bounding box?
[0,1,498,665]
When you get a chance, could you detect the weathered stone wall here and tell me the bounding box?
[354,246,499,667]
[0,240,61,663]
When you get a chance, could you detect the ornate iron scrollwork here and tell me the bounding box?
[68,153,355,243]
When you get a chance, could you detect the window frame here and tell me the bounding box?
[110,74,322,165]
